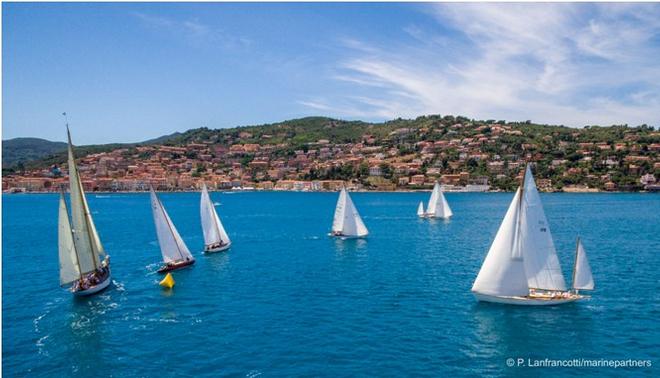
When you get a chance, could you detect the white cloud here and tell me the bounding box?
[301,3,660,127]
[132,12,250,49]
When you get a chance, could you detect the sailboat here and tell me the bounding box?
[417,201,425,218]
[471,165,594,305]
[150,187,195,273]
[58,127,111,296]
[419,182,452,219]
[200,183,231,253]
[330,187,368,238]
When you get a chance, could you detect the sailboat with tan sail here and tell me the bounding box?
[58,126,111,296]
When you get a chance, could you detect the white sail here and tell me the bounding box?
[426,182,452,218]
[80,184,106,258]
[417,201,424,217]
[472,188,529,297]
[200,183,231,245]
[332,188,348,233]
[150,188,193,263]
[67,128,102,273]
[59,192,80,286]
[349,192,369,237]
[519,166,567,291]
[332,188,368,237]
[426,182,440,215]
[573,238,594,290]
[438,190,453,218]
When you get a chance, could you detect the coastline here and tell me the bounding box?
[4,188,656,195]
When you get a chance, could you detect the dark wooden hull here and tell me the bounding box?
[158,259,195,273]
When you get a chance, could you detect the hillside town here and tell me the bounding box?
[3,116,659,193]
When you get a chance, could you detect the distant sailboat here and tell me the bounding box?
[58,127,111,296]
[330,187,368,238]
[471,165,593,305]
[200,183,231,253]
[150,187,195,273]
[417,201,425,218]
[420,182,452,219]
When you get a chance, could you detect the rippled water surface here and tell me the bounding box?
[3,192,659,376]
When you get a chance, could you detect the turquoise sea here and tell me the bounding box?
[2,192,659,376]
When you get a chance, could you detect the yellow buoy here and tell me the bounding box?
[159,273,175,289]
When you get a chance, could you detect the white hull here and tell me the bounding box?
[328,233,367,239]
[473,292,584,306]
[72,274,112,296]
[204,242,231,253]
[424,213,452,219]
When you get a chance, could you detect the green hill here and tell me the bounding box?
[2,138,67,169]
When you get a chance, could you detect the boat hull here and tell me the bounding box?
[72,273,112,296]
[204,242,231,253]
[473,292,584,306]
[328,233,367,239]
[158,259,195,273]
[424,213,452,219]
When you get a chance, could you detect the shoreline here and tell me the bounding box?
[3,189,656,195]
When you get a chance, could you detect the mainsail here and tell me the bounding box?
[66,127,104,274]
[58,192,81,286]
[200,183,231,246]
[472,188,529,296]
[417,201,424,217]
[332,188,368,237]
[473,165,568,296]
[150,188,194,263]
[572,238,594,290]
[519,166,567,291]
[426,182,452,218]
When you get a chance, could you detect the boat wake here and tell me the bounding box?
[112,280,125,292]
[145,262,162,273]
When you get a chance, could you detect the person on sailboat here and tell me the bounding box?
[206,240,227,250]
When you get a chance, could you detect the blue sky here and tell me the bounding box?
[3,2,660,144]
